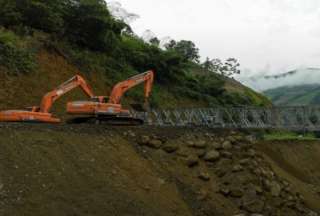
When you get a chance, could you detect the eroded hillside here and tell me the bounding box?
[0,124,319,216]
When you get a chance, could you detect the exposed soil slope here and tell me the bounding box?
[258,140,320,212]
[0,124,319,216]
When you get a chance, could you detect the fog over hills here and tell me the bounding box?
[238,67,320,91]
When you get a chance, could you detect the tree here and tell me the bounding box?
[221,58,241,77]
[0,0,126,51]
[202,57,241,77]
[202,57,214,71]
[0,1,22,27]
[64,0,125,51]
[164,39,176,50]
[149,37,160,47]
[172,40,200,63]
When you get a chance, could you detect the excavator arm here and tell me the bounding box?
[39,75,95,113]
[108,70,154,104]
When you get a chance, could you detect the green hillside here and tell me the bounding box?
[264,84,320,106]
[0,0,270,112]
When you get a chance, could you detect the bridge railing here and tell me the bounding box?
[132,106,320,131]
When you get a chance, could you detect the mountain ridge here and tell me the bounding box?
[264,84,320,106]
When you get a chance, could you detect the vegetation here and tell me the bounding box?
[0,28,36,74]
[202,57,241,77]
[264,84,320,106]
[0,0,270,108]
[263,131,318,141]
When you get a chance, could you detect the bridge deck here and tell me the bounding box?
[133,107,320,131]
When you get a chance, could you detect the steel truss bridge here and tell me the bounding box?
[133,106,320,131]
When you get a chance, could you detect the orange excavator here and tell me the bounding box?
[0,75,95,123]
[66,70,154,125]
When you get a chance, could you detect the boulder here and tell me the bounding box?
[230,188,244,198]
[198,171,210,181]
[139,135,150,145]
[195,149,206,158]
[162,143,179,153]
[222,141,233,150]
[147,139,163,149]
[242,188,264,213]
[211,142,222,149]
[221,151,233,159]
[186,140,195,147]
[228,136,237,144]
[176,148,191,158]
[185,155,199,167]
[204,150,220,162]
[269,181,282,197]
[128,131,136,137]
[194,140,207,148]
[239,158,251,166]
[219,185,230,196]
[247,149,256,157]
[232,164,244,172]
[187,140,207,149]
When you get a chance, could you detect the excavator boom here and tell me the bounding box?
[109,70,154,104]
[40,75,94,113]
[0,75,94,123]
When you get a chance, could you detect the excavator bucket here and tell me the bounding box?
[0,110,61,123]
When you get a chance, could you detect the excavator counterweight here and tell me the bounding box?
[0,75,94,123]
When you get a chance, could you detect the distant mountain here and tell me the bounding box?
[239,67,320,91]
[264,84,320,106]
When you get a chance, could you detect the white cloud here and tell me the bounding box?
[109,0,320,78]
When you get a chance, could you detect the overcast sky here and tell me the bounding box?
[112,0,320,76]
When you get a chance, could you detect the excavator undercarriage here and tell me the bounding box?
[0,110,60,123]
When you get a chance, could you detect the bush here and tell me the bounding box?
[0,28,19,45]
[0,43,36,74]
[0,29,36,74]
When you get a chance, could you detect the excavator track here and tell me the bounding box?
[67,116,144,126]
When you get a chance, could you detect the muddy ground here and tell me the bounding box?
[0,124,319,216]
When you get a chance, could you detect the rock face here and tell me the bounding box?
[203,150,220,162]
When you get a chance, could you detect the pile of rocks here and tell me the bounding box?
[137,132,318,216]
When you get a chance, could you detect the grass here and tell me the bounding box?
[263,131,319,141]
